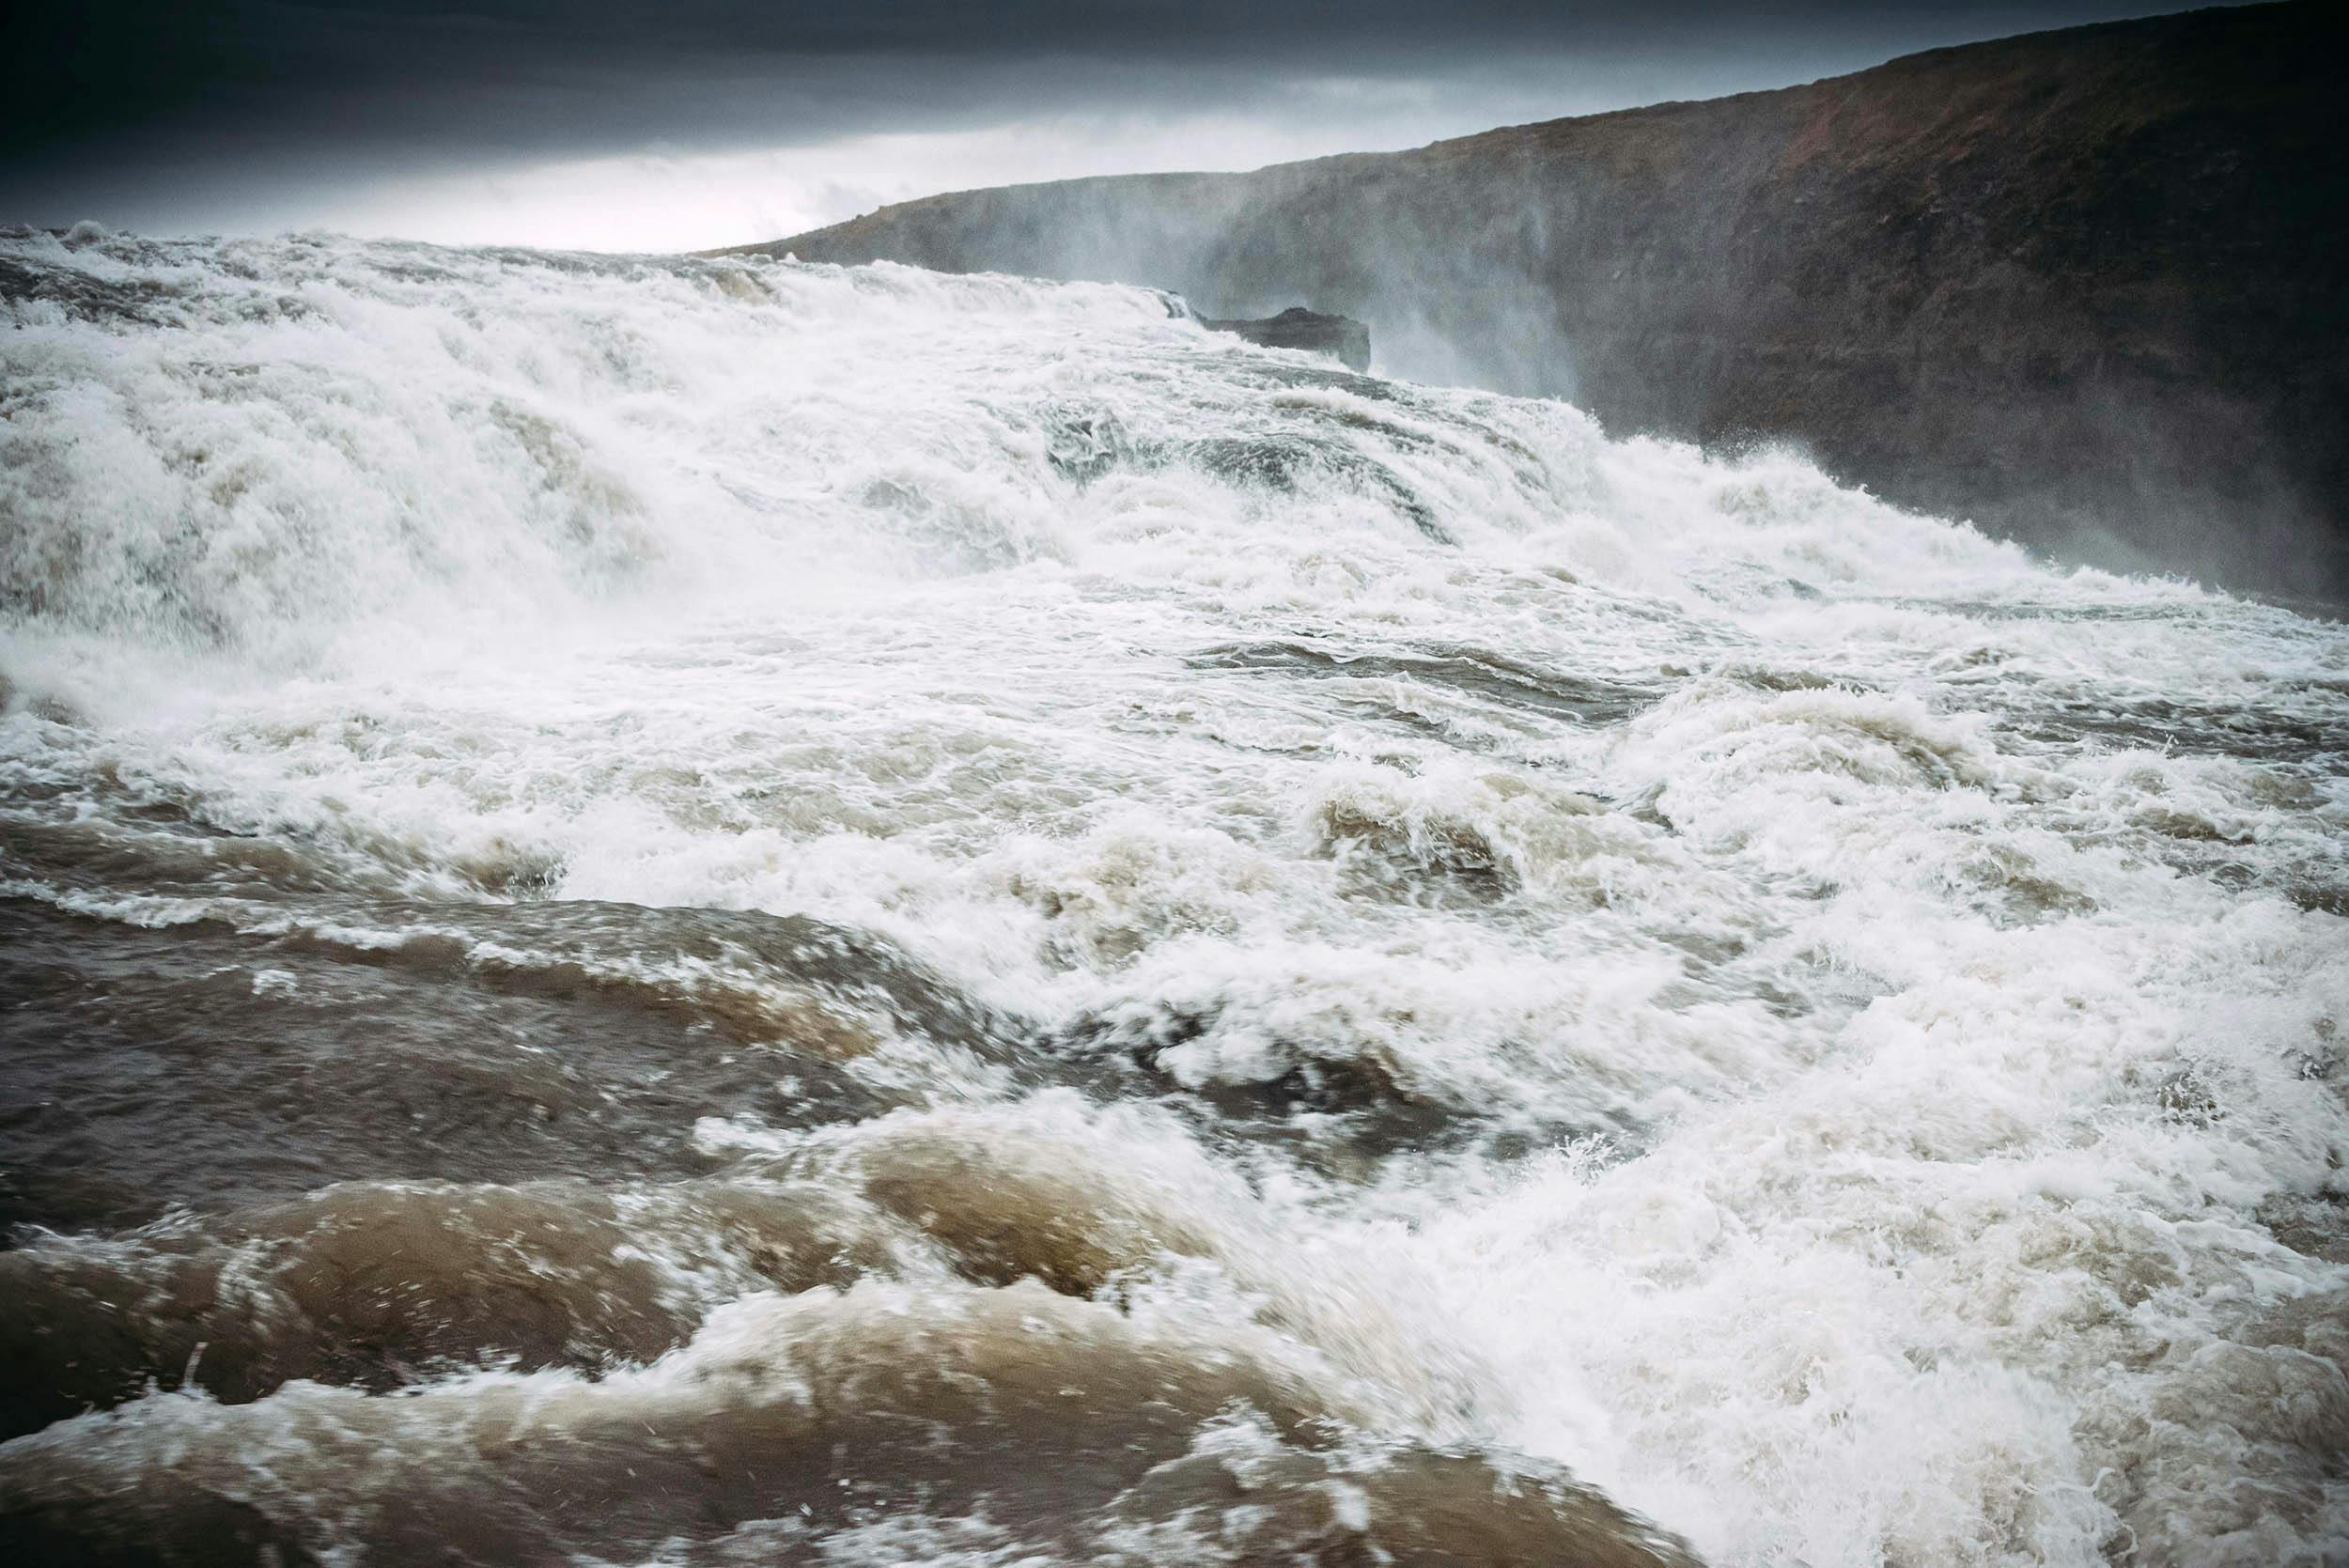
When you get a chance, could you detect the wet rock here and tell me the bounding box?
[1201,305,1372,372]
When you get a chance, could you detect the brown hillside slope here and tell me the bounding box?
[728,3,2346,601]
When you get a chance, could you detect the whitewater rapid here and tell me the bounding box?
[1,225,2344,1566]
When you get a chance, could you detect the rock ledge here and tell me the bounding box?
[1199,307,1371,373]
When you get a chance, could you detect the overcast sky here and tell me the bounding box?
[5,2,2220,251]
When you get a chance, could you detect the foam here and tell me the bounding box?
[3,227,2344,1564]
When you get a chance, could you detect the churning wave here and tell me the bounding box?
[1,225,2345,1566]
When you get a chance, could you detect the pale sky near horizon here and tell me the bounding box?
[5,1,2228,251]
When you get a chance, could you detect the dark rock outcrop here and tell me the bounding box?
[1199,306,1372,372]
[723,2,2348,601]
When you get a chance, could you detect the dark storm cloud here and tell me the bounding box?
[11,1,2209,160]
[3,1,2220,240]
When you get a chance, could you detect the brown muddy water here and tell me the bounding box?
[2,228,2345,1565]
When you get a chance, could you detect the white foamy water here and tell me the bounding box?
[2,227,2345,1565]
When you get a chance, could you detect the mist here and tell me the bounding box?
[741,3,2342,603]
[6,6,2345,1564]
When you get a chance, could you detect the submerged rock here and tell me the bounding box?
[1201,305,1372,372]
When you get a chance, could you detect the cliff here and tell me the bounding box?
[724,3,2347,602]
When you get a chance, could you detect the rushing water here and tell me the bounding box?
[1,226,2345,1566]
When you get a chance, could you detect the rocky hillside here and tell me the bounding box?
[728,3,2346,601]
